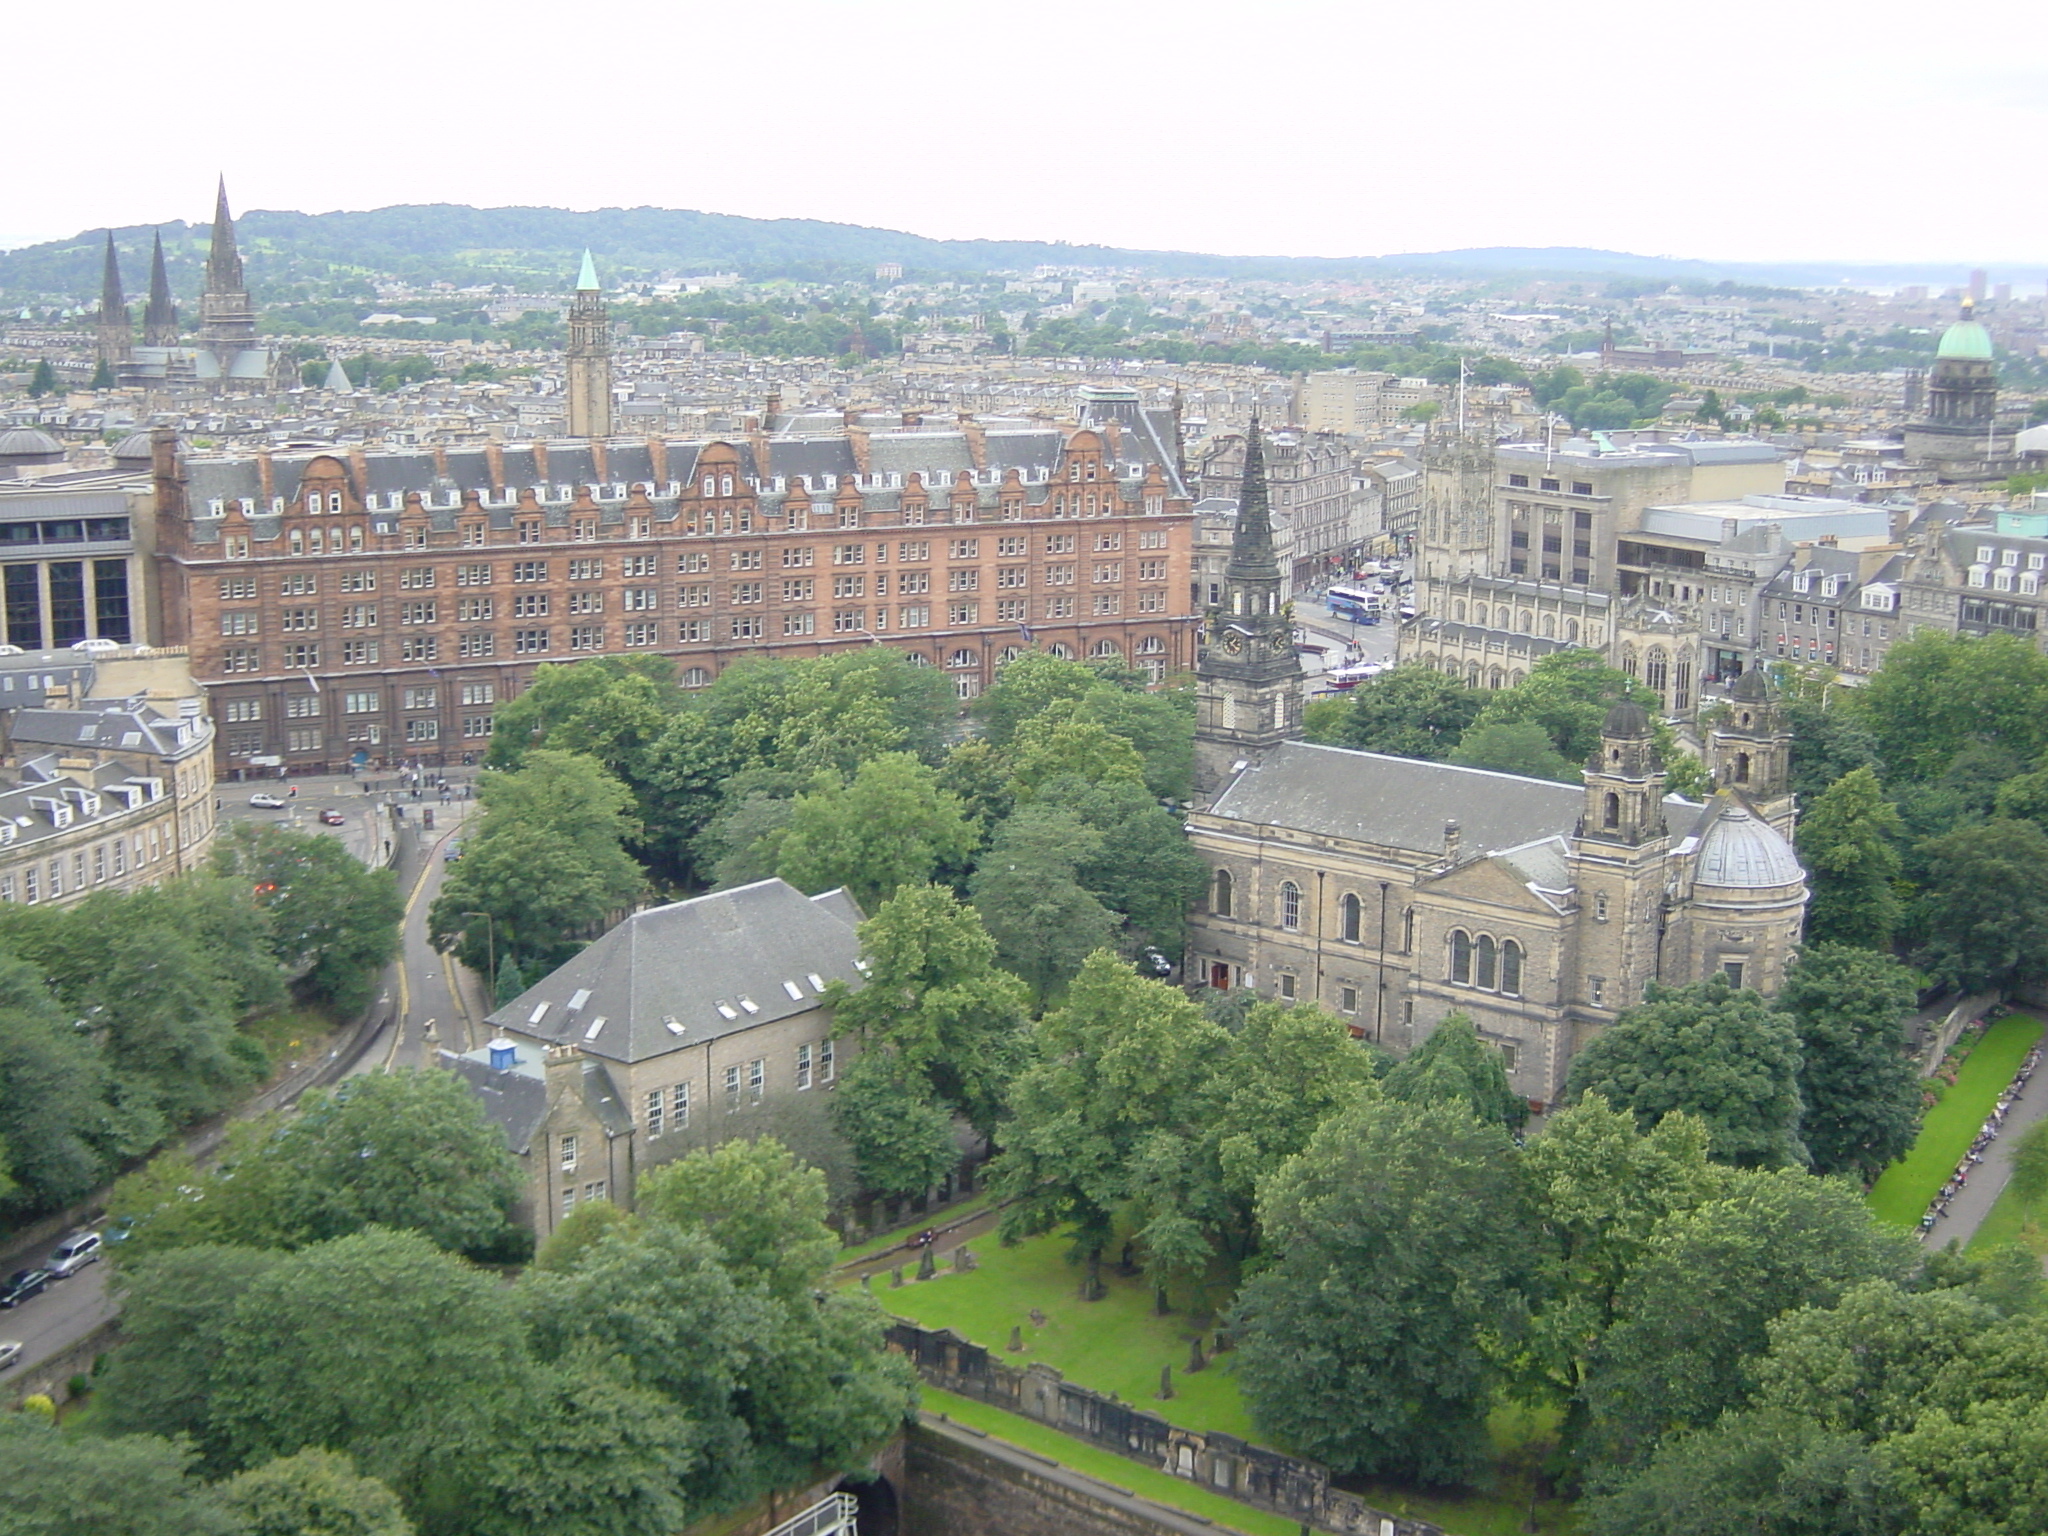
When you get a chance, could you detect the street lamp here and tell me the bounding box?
[461,911,497,1002]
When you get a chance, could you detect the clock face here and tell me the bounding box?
[1269,632,1294,654]
[1222,632,1245,655]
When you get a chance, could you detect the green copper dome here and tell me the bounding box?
[1937,318,1994,361]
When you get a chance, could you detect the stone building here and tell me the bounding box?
[1900,303,2021,483]
[146,387,1198,773]
[0,645,217,908]
[1195,427,1361,588]
[564,251,613,441]
[1184,677,1808,1108]
[448,877,865,1237]
[0,468,159,649]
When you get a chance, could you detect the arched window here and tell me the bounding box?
[1518,610,1533,634]
[1473,604,1489,628]
[1341,892,1362,942]
[1214,869,1234,919]
[1449,929,1472,984]
[680,667,711,688]
[1452,601,1466,622]
[1566,619,1581,643]
[1645,649,1670,695]
[1604,792,1621,830]
[1279,882,1302,932]
[1476,935,1498,990]
[1500,941,1523,997]
[1735,751,1751,784]
[1541,613,1556,639]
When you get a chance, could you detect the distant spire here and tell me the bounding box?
[576,249,599,292]
[1226,411,1281,582]
[99,232,126,319]
[207,176,245,293]
[143,230,179,345]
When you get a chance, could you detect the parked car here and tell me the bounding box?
[0,1340,22,1371]
[249,793,286,809]
[46,1230,102,1279]
[318,808,347,826]
[442,839,463,863]
[0,1269,50,1308]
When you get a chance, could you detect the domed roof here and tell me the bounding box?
[0,427,64,462]
[111,431,155,463]
[1729,668,1775,702]
[1602,700,1654,739]
[1694,808,1802,890]
[1937,318,1994,361]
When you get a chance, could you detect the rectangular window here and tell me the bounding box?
[730,581,762,604]
[997,535,1028,557]
[781,547,814,568]
[833,609,866,633]
[833,574,865,599]
[1046,564,1074,586]
[512,593,550,618]
[1138,559,1168,581]
[284,643,320,668]
[728,549,762,571]
[400,636,439,662]
[676,551,711,574]
[833,543,865,566]
[783,578,814,602]
[343,690,379,714]
[340,640,377,665]
[340,604,378,629]
[677,584,712,607]
[462,714,493,737]
[1092,593,1120,615]
[678,618,711,642]
[1339,985,1358,1013]
[567,590,602,615]
[898,540,930,562]
[286,727,319,753]
[562,1186,576,1217]
[730,615,763,640]
[899,604,930,628]
[570,624,604,652]
[568,557,603,581]
[645,1089,664,1138]
[673,1081,691,1128]
[399,566,434,590]
[724,1063,742,1109]
[455,563,492,587]
[559,1134,578,1171]
[623,621,660,646]
[1137,591,1166,613]
[278,572,317,597]
[220,610,260,636]
[223,697,262,722]
[511,560,547,583]
[513,629,550,655]
[405,718,439,742]
[1044,533,1076,554]
[747,1058,765,1101]
[948,568,979,592]
[218,575,257,600]
[995,598,1028,622]
[782,612,814,636]
[950,539,979,560]
[821,1038,834,1083]
[399,601,435,625]
[280,607,318,632]
[621,587,657,611]
[796,1042,813,1091]
[1044,596,1074,619]
[1093,531,1122,552]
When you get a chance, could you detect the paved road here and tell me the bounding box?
[0,1251,115,1379]
[1923,1030,2048,1250]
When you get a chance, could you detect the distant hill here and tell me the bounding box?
[0,203,1997,301]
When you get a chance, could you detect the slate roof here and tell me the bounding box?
[1207,741,1704,857]
[442,1050,549,1152]
[485,878,865,1065]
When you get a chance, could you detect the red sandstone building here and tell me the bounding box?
[148,390,1198,772]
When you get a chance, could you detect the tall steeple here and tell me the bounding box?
[198,177,259,362]
[95,232,130,370]
[143,231,179,346]
[1193,413,1304,797]
[565,249,613,440]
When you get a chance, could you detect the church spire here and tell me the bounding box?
[143,230,179,346]
[207,176,244,293]
[198,178,259,362]
[1226,411,1282,583]
[95,232,130,371]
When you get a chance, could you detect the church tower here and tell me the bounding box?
[565,250,612,440]
[143,231,179,347]
[1567,701,1674,1025]
[1710,669,1795,836]
[95,232,130,373]
[1194,414,1302,797]
[198,179,258,364]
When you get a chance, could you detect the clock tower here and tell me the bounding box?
[1195,415,1303,798]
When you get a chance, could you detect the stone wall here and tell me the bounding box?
[906,1420,1239,1536]
[5,1318,119,1409]
[887,1323,1441,1536]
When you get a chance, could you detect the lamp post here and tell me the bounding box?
[462,910,496,1007]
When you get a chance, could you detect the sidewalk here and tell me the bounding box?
[1922,1034,2048,1249]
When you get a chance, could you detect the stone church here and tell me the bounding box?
[1185,433,1810,1108]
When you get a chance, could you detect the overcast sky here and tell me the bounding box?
[10,0,2043,269]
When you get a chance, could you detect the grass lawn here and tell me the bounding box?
[241,1006,338,1073]
[1868,1013,2044,1228]
[875,1229,1578,1536]
[1968,1174,2048,1254]
[835,1191,993,1267]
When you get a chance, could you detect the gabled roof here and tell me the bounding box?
[485,878,865,1065]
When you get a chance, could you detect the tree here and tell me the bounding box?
[1516,1097,1718,1454]
[0,952,135,1215]
[1383,1012,1527,1129]
[1565,978,1807,1168]
[220,1450,415,1536]
[1778,945,1922,1181]
[1005,710,1148,799]
[1579,1169,1919,1477]
[1329,666,1484,760]
[1447,719,1579,781]
[824,884,1030,1136]
[1883,1397,2048,1536]
[1854,630,2048,782]
[1231,1098,1530,1484]
[1797,767,1905,948]
[1061,777,1210,962]
[213,823,403,1015]
[634,1136,837,1302]
[481,657,678,775]
[1070,682,1195,802]
[1471,650,1662,763]
[970,805,1117,1002]
[971,650,1104,749]
[1910,819,2048,991]
[991,953,1231,1270]
[1580,1409,1907,1536]
[0,1416,238,1536]
[26,358,58,397]
[209,1229,535,1501]
[773,753,979,912]
[830,1054,960,1199]
[431,751,642,974]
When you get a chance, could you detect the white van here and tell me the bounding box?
[46,1230,102,1278]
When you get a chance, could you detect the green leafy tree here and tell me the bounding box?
[492,954,526,1005]
[1061,777,1210,962]
[1797,767,1905,948]
[773,753,979,912]
[430,751,642,973]
[990,953,1231,1269]
[529,1199,640,1274]
[970,650,1105,748]
[1006,710,1149,798]
[1883,1397,2048,1536]
[1910,819,2048,991]
[1231,1098,1530,1484]
[824,884,1030,1136]
[1565,977,1808,1168]
[213,823,403,1014]
[1471,650,1662,763]
[1579,1169,1919,1477]
[26,358,58,397]
[634,1136,837,1302]
[970,805,1118,1001]
[634,710,751,883]
[1383,1011,1527,1129]
[1329,666,1484,760]
[481,657,678,775]
[220,1449,415,1536]
[0,1416,238,1536]
[1448,719,1579,781]
[0,952,137,1215]
[1778,945,1922,1181]
[1070,682,1195,802]
[1854,630,2048,782]
[1516,1097,1718,1454]
[830,1053,960,1198]
[1581,1408,1907,1536]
